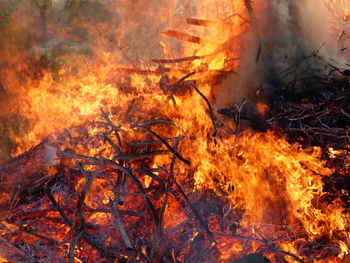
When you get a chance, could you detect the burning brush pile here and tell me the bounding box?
[1,0,350,262]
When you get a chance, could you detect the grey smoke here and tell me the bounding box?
[216,0,350,113]
[259,0,350,88]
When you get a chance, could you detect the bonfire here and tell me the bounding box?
[0,0,350,262]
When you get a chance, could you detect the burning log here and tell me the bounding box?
[186,18,227,28]
[151,55,203,64]
[113,67,174,75]
[109,199,133,249]
[0,104,348,262]
[0,141,58,185]
[161,30,205,45]
[0,140,59,216]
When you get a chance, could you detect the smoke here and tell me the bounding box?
[269,0,350,81]
[216,0,350,114]
[260,0,332,83]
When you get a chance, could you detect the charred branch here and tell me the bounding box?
[68,230,83,263]
[46,183,72,226]
[212,232,306,263]
[184,81,218,136]
[132,124,190,165]
[127,136,182,147]
[109,199,133,249]
[151,55,203,64]
[103,158,160,226]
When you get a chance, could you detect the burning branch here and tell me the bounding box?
[109,199,133,249]
[161,30,204,45]
[67,230,83,263]
[131,123,191,165]
[213,232,306,263]
[184,81,218,136]
[151,55,203,64]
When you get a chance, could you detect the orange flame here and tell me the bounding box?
[0,0,349,262]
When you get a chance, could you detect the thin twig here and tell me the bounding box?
[127,136,182,147]
[172,175,217,244]
[46,184,72,226]
[68,230,83,263]
[135,168,165,185]
[13,223,58,244]
[82,231,114,260]
[132,124,190,165]
[151,55,203,64]
[0,236,37,263]
[109,199,133,248]
[75,162,105,230]
[104,133,123,156]
[141,118,174,127]
[58,151,99,163]
[103,159,160,226]
[184,81,218,136]
[169,142,217,244]
[212,232,306,263]
[114,150,169,160]
[168,72,196,89]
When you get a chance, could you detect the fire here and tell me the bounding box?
[0,0,350,262]
[0,0,252,158]
[256,102,269,115]
[191,131,348,259]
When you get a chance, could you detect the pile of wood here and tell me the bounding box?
[0,109,325,263]
[271,77,350,150]
[1,1,350,262]
[0,110,221,262]
[0,65,349,262]
[271,78,350,219]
